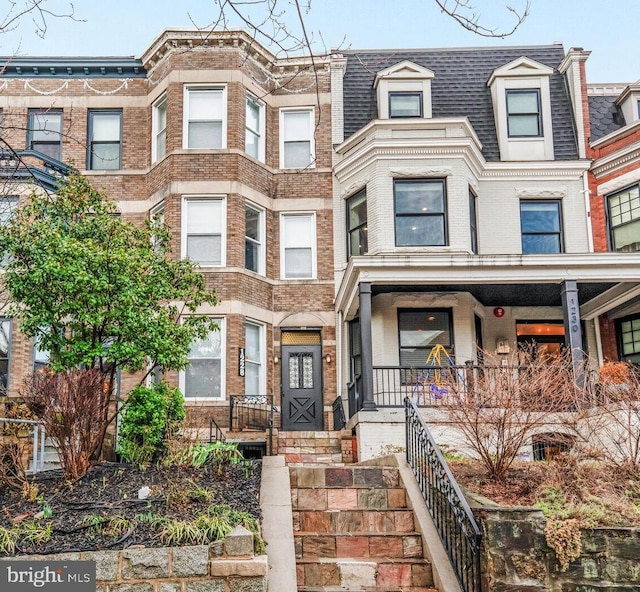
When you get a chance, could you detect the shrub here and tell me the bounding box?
[117,382,185,465]
[22,369,110,480]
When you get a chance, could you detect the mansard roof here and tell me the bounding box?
[588,94,624,142]
[341,44,579,162]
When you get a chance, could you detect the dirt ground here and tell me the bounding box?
[0,460,261,555]
[449,457,640,527]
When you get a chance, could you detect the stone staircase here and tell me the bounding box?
[277,429,355,464]
[290,463,438,592]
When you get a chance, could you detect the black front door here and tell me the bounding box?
[281,343,323,431]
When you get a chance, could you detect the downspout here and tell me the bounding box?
[583,171,594,252]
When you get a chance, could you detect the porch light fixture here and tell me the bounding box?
[273,355,279,364]
[493,307,505,318]
[325,354,331,363]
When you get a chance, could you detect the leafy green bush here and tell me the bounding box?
[117,382,185,464]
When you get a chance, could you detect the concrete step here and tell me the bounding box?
[296,557,434,590]
[295,532,424,560]
[293,509,415,533]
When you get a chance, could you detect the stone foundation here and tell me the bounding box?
[476,506,640,591]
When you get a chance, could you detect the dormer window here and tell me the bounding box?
[488,56,554,161]
[374,61,434,120]
[615,81,640,125]
[389,92,423,118]
[507,89,542,137]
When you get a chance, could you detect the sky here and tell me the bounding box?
[0,0,637,83]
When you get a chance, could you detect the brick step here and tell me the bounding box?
[293,486,408,512]
[295,532,423,560]
[278,430,355,464]
[291,466,400,490]
[296,558,433,589]
[294,509,415,533]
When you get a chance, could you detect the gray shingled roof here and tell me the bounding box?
[588,95,625,142]
[342,45,579,162]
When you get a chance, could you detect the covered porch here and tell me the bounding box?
[336,252,640,419]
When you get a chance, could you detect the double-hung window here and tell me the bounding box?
[87,110,122,170]
[607,184,640,252]
[506,89,542,137]
[181,320,224,399]
[394,179,447,247]
[618,315,640,364]
[245,321,264,396]
[520,200,563,254]
[389,92,422,118]
[245,204,264,275]
[347,189,368,257]
[281,213,316,279]
[28,109,62,160]
[398,309,452,367]
[469,188,478,254]
[184,86,226,149]
[245,97,265,162]
[280,108,314,169]
[0,196,18,267]
[182,198,226,266]
[152,94,167,163]
[0,318,11,393]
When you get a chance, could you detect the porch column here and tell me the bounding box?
[359,282,377,411]
[561,280,585,386]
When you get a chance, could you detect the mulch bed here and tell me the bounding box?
[0,460,262,556]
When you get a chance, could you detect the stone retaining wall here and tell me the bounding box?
[476,506,640,592]
[0,526,267,592]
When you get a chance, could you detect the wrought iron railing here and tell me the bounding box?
[208,417,226,443]
[0,417,46,473]
[332,396,346,430]
[405,397,482,592]
[347,375,362,418]
[228,395,274,454]
[373,364,473,407]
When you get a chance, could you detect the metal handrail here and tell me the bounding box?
[0,417,46,473]
[404,397,482,592]
[208,417,226,443]
[332,396,346,430]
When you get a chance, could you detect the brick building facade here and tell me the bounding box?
[0,30,336,432]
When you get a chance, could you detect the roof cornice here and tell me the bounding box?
[141,28,329,76]
[591,119,640,149]
[0,56,145,78]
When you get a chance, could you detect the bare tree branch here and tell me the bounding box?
[1,0,80,40]
[433,0,531,38]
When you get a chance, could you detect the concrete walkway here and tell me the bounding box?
[260,455,298,592]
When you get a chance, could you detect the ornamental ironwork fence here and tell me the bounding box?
[405,397,482,592]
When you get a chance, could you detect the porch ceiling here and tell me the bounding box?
[371,282,618,307]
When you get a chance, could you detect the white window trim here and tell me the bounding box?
[182,84,228,150]
[179,318,226,401]
[279,107,315,169]
[245,96,266,163]
[244,320,266,397]
[280,211,317,280]
[245,202,266,276]
[151,93,167,164]
[181,195,227,267]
